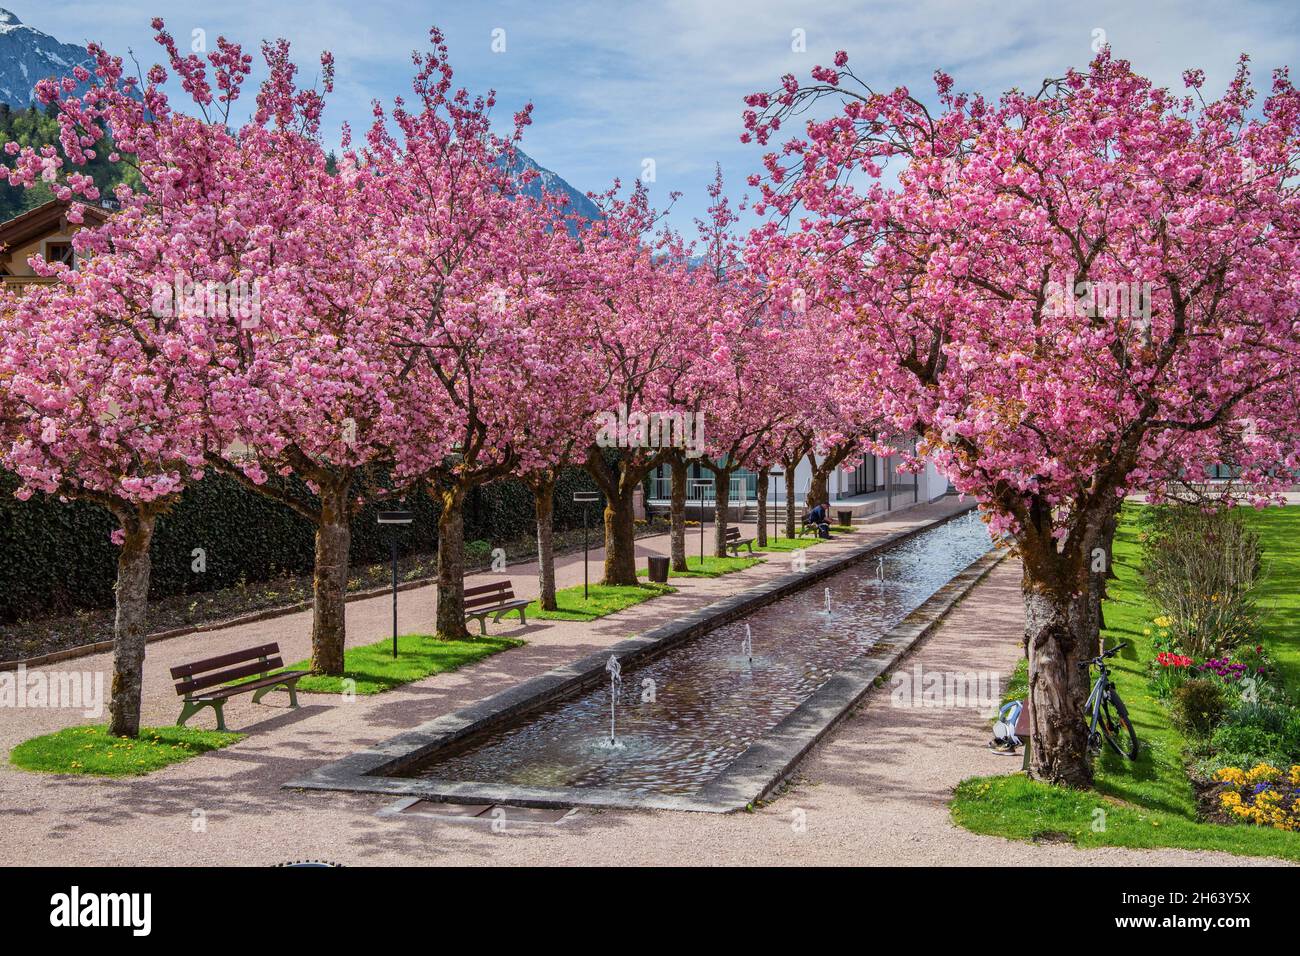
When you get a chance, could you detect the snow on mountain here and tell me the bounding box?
[0,8,94,109]
[0,9,601,225]
[505,147,602,223]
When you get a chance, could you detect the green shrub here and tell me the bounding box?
[0,460,611,623]
[1210,724,1285,761]
[1141,505,1262,657]
[1170,678,1227,739]
[1222,699,1295,735]
[465,539,492,562]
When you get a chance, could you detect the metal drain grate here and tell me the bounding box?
[376,797,577,826]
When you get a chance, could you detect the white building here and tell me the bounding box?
[646,450,950,523]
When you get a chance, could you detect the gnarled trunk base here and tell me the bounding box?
[109,509,157,738]
[1024,586,1094,788]
[534,478,557,611]
[669,456,688,572]
[602,489,639,586]
[436,484,471,640]
[310,481,352,675]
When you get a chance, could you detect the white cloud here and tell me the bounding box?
[14,0,1300,231]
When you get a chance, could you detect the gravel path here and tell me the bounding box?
[0,499,1287,866]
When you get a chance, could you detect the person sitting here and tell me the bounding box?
[804,502,831,538]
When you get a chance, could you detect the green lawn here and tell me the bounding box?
[639,554,761,578]
[525,582,675,622]
[11,724,244,776]
[753,535,830,553]
[274,633,522,695]
[1241,507,1300,696]
[950,504,1300,861]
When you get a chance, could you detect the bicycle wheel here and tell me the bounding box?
[1099,687,1138,760]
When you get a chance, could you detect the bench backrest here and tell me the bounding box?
[170,642,284,696]
[725,527,741,541]
[464,580,516,610]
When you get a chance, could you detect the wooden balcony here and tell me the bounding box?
[1,275,59,292]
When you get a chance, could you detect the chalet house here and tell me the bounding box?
[0,198,110,290]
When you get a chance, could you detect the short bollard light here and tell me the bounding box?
[377,510,414,658]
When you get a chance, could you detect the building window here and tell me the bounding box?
[44,241,76,267]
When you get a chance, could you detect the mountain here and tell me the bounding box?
[0,8,93,109]
[0,8,600,224]
[506,148,602,222]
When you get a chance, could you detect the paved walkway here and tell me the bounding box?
[0,499,1285,865]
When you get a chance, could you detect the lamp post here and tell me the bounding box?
[573,491,600,600]
[689,478,711,566]
[377,510,414,658]
[770,469,784,544]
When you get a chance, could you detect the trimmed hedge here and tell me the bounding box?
[0,466,603,624]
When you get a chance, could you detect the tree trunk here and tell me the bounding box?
[669,454,688,572]
[712,468,730,558]
[108,508,157,738]
[310,478,351,675]
[602,484,639,585]
[807,453,831,512]
[1023,577,1095,788]
[755,467,769,548]
[435,483,471,640]
[783,455,800,538]
[534,476,558,611]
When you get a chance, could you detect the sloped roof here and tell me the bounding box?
[0,198,111,252]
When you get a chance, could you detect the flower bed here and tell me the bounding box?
[1140,505,1300,818]
[1214,764,1300,832]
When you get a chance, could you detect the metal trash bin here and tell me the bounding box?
[837,509,853,528]
[646,556,670,583]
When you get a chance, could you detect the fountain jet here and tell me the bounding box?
[605,656,622,745]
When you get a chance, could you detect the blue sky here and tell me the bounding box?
[19,0,1300,231]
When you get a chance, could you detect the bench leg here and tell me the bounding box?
[177,699,203,728]
[475,615,487,636]
[251,678,301,708]
[179,699,226,732]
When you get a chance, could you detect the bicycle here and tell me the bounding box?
[1082,640,1139,760]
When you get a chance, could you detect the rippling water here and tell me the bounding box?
[398,511,993,795]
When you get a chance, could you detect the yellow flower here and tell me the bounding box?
[1215,767,1246,786]
[1246,763,1281,785]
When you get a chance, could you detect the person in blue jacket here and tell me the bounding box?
[804,502,830,538]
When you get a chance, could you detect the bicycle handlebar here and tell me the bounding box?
[1078,640,1130,669]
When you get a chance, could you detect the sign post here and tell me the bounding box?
[377,510,414,658]
[689,478,712,567]
[770,469,784,544]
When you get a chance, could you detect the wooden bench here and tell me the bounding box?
[464,580,530,635]
[170,642,308,732]
[725,526,755,556]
